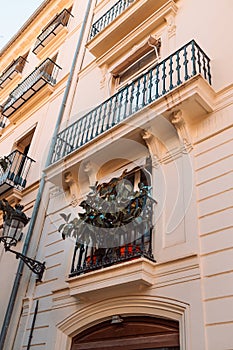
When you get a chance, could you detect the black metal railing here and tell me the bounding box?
[70,202,154,277]
[89,0,135,40]
[51,40,211,164]
[0,150,35,191]
[33,9,72,54]
[1,58,61,118]
[0,57,27,89]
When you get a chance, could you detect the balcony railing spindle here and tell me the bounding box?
[191,40,197,76]
[183,45,189,81]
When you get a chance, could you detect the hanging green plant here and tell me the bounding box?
[59,170,156,241]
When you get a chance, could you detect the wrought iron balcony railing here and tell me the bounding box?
[0,57,27,89]
[0,150,35,194]
[89,0,135,40]
[33,9,72,54]
[70,225,154,277]
[69,189,154,277]
[51,40,211,164]
[1,58,61,119]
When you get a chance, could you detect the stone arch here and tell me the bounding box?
[55,295,190,350]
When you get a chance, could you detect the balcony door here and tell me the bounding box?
[71,316,180,350]
[10,127,35,186]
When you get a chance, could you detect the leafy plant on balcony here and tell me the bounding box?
[58,170,155,243]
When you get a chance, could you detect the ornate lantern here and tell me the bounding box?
[0,200,29,247]
[0,199,45,281]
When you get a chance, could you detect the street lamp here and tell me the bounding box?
[0,199,45,281]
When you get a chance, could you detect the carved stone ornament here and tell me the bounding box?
[100,64,110,90]
[170,110,192,152]
[83,161,97,186]
[50,186,64,198]
[64,171,80,207]
[165,13,176,38]
[141,129,165,165]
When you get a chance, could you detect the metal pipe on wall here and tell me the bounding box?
[0,0,94,348]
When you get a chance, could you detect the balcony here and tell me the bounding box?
[33,9,72,55]
[0,57,27,89]
[0,150,35,195]
[87,0,177,58]
[63,168,156,295]
[51,40,212,164]
[89,0,135,40]
[0,58,61,119]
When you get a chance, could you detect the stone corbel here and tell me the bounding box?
[170,110,192,152]
[142,129,165,167]
[2,188,22,206]
[100,64,111,91]
[63,171,80,207]
[83,161,97,187]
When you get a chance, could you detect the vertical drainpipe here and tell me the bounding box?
[0,0,94,348]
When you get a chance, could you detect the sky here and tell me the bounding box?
[0,0,44,50]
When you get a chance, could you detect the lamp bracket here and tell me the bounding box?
[7,247,45,282]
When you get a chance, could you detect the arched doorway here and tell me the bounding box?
[71,316,180,350]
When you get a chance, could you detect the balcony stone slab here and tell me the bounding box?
[2,84,54,128]
[36,27,68,61]
[67,257,156,299]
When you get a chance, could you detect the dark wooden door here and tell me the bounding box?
[71,316,180,350]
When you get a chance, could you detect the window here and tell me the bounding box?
[8,127,36,187]
[0,128,36,191]
[111,37,161,89]
[14,127,35,156]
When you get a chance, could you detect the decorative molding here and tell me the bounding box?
[141,129,165,166]
[99,64,108,89]
[165,12,176,38]
[52,287,78,310]
[83,161,97,186]
[0,188,23,206]
[63,171,80,207]
[50,186,64,198]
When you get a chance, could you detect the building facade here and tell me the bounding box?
[0,0,232,349]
